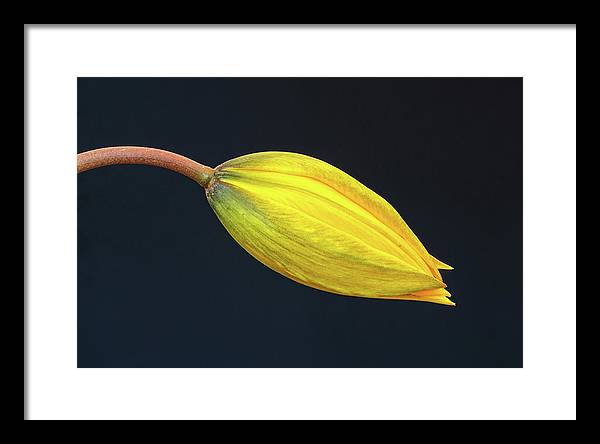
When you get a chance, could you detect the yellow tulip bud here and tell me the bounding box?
[206,152,453,306]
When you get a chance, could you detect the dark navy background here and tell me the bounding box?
[77,78,522,368]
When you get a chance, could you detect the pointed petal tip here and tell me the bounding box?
[418,296,456,306]
[430,255,454,270]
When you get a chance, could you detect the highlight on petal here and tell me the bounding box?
[207,151,453,306]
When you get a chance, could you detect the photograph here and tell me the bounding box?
[77,77,523,368]
[26,25,576,421]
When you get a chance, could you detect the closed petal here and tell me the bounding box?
[207,180,444,298]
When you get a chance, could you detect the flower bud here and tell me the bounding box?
[206,152,453,305]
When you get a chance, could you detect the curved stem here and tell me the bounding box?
[77,146,214,188]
